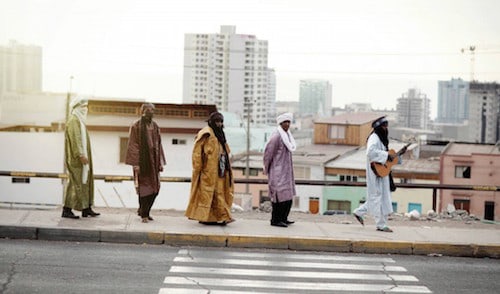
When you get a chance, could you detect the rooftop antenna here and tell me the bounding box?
[461,45,476,82]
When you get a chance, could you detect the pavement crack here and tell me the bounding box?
[1,251,30,293]
[183,276,210,292]
[382,262,398,292]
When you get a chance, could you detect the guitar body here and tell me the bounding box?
[370,149,400,177]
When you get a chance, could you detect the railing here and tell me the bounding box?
[1,170,499,211]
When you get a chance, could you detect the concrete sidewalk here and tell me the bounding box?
[0,208,499,258]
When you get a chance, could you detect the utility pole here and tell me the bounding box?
[461,45,476,82]
[245,97,251,194]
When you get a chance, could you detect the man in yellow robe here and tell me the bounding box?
[185,112,234,225]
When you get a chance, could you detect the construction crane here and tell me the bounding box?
[461,45,476,82]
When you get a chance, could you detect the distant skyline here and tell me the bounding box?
[2,0,500,118]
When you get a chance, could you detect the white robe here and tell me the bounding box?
[355,133,393,229]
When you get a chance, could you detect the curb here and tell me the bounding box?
[1,225,498,258]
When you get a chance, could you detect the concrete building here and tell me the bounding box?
[440,142,500,221]
[298,79,332,117]
[437,78,469,124]
[396,88,431,129]
[182,25,273,126]
[0,40,42,94]
[467,82,500,144]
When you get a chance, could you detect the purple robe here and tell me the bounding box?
[263,132,296,203]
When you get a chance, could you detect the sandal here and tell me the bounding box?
[377,227,393,232]
[353,213,364,226]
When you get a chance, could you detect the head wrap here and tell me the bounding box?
[207,111,231,184]
[277,113,293,125]
[370,116,389,149]
[70,97,88,110]
[371,116,388,128]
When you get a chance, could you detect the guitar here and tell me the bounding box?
[370,143,411,177]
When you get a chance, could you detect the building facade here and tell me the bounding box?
[467,82,500,144]
[396,88,431,129]
[440,142,500,221]
[182,25,273,126]
[298,79,332,117]
[0,40,42,94]
[437,78,469,124]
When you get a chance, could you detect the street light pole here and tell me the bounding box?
[245,97,251,194]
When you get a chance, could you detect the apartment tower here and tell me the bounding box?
[182,26,273,126]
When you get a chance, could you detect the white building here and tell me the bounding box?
[396,88,431,130]
[298,79,333,117]
[0,100,216,211]
[182,25,273,126]
[0,40,42,94]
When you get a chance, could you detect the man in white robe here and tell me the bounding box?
[353,116,405,232]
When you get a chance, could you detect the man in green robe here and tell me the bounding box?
[62,97,100,219]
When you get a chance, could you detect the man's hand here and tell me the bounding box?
[79,155,89,165]
[387,154,395,162]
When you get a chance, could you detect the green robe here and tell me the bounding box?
[63,114,94,211]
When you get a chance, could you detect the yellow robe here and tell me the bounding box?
[185,126,233,222]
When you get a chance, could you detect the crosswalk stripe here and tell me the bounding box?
[170,265,419,281]
[177,249,396,263]
[173,256,407,272]
[161,276,432,293]
[159,289,278,294]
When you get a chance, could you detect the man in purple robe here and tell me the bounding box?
[125,103,166,223]
[263,113,297,227]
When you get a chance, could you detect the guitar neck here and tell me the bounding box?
[395,143,412,156]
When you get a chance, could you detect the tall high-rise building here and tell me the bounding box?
[298,79,332,117]
[182,25,273,125]
[0,40,42,94]
[396,88,431,129]
[467,82,500,144]
[437,78,469,123]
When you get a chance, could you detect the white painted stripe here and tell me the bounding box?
[170,265,419,282]
[177,249,395,263]
[159,289,278,294]
[163,276,432,293]
[173,256,407,272]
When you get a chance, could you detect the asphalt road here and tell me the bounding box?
[1,239,499,294]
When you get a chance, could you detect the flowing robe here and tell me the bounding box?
[263,132,296,203]
[365,133,393,219]
[125,119,166,197]
[185,126,234,222]
[64,114,94,211]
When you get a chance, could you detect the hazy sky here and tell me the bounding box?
[2,0,500,118]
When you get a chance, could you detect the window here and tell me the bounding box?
[172,139,187,145]
[242,168,258,176]
[293,166,311,179]
[329,125,345,139]
[455,166,471,178]
[119,137,129,163]
[454,199,470,212]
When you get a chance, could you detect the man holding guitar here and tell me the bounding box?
[353,116,407,232]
